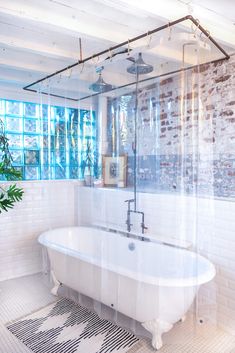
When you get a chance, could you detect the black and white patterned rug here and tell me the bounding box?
[7,298,140,353]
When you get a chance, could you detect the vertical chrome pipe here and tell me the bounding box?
[133,71,139,212]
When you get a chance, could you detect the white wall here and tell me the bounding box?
[0,180,76,281]
[77,186,235,335]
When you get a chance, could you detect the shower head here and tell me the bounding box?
[89,67,113,93]
[127,52,153,75]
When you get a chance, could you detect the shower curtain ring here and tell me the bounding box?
[57,73,62,84]
[146,31,152,48]
[79,62,85,74]
[91,55,100,65]
[205,29,211,39]
[109,48,113,62]
[68,68,72,79]
[167,23,172,41]
[127,39,131,56]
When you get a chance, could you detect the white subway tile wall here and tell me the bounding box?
[0,180,76,281]
[77,187,235,335]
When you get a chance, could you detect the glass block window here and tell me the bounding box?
[0,99,97,180]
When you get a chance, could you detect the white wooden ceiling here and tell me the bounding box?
[0,0,234,103]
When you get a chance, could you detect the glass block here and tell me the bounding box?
[55,165,67,179]
[6,116,22,132]
[83,124,95,137]
[6,134,23,149]
[81,110,91,123]
[69,135,82,150]
[55,107,65,120]
[68,108,78,124]
[68,134,81,149]
[42,149,49,165]
[42,120,49,134]
[24,134,39,149]
[70,150,79,166]
[24,102,37,117]
[68,122,79,137]
[43,135,55,149]
[24,118,39,134]
[6,100,21,116]
[24,150,40,165]
[0,100,5,114]
[14,166,24,177]
[10,150,23,165]
[41,166,51,179]
[55,149,66,165]
[70,167,79,179]
[0,100,96,182]
[42,149,55,165]
[41,104,49,119]
[55,135,66,149]
[25,166,39,180]
[43,136,49,148]
[55,121,66,134]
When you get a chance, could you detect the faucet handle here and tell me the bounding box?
[125,199,134,203]
[141,223,148,233]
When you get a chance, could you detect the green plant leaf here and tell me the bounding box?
[0,118,24,213]
[0,194,14,212]
[7,184,24,202]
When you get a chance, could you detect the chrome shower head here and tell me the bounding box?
[127,52,153,75]
[89,68,113,93]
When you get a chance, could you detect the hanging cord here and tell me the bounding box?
[57,73,62,85]
[78,37,85,74]
[67,68,72,79]
[91,55,100,65]
[79,62,85,74]
[109,48,114,62]
[79,37,83,62]
[146,31,152,48]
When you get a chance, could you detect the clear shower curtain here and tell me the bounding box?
[39,21,225,349]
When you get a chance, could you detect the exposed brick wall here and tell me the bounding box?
[107,55,235,198]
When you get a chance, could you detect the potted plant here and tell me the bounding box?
[0,119,24,213]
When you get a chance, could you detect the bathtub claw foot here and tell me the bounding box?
[51,271,61,296]
[142,319,173,350]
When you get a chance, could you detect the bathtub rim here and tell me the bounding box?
[38,226,216,288]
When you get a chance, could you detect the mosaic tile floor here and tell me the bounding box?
[0,274,235,353]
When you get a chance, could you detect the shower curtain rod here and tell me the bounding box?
[23,15,230,102]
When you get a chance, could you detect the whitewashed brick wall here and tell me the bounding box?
[77,186,235,335]
[0,180,76,281]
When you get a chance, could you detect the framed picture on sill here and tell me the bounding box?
[102,155,127,187]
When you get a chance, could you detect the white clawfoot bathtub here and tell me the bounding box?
[38,226,215,350]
